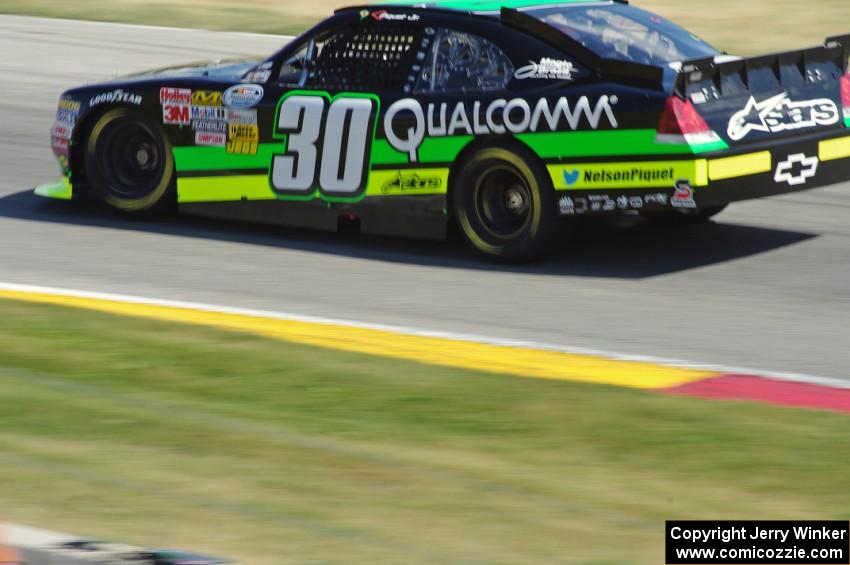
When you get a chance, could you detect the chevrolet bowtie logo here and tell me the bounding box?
[774,153,819,186]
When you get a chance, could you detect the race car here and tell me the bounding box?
[38,0,850,261]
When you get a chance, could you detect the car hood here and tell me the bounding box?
[109,58,263,83]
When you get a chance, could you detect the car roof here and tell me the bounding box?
[347,0,621,15]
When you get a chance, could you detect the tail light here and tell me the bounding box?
[840,72,850,122]
[656,95,722,146]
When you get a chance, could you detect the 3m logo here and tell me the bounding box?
[160,87,192,126]
[774,153,819,186]
[163,104,190,126]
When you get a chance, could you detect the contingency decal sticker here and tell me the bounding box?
[160,88,192,126]
[191,90,227,147]
[51,97,80,169]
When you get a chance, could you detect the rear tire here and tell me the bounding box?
[85,108,175,214]
[641,204,727,225]
[453,145,557,262]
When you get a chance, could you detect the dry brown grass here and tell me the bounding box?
[2,0,850,53]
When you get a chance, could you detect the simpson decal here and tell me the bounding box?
[195,131,226,147]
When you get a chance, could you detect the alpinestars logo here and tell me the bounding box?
[727,92,839,141]
[774,153,819,186]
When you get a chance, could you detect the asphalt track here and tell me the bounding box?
[1,14,849,383]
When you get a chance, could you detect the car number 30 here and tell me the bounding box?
[271,94,377,199]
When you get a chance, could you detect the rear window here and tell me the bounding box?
[525,3,718,65]
[416,29,514,93]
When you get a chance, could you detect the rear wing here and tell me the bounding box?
[500,7,665,90]
[674,33,850,100]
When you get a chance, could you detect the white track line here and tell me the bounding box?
[0,282,847,390]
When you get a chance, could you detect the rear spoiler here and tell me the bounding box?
[674,33,850,98]
[500,7,665,90]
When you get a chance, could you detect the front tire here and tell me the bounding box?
[453,145,557,262]
[85,108,175,214]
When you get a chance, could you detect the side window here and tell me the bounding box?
[296,24,422,92]
[279,42,312,87]
[416,30,514,94]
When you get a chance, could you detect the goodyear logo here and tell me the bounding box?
[192,91,223,106]
[554,162,698,189]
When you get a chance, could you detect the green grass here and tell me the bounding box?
[2,0,850,53]
[0,299,849,563]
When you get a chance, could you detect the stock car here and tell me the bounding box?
[39,0,850,260]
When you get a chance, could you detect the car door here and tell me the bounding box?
[264,16,426,204]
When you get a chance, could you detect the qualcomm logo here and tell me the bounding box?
[385,96,618,162]
[727,93,839,141]
[774,153,819,186]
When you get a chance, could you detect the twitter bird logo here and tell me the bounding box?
[562,169,580,186]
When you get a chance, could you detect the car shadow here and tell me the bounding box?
[0,189,817,279]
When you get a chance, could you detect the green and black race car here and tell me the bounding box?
[40,0,850,260]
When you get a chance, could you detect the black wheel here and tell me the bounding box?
[641,204,728,225]
[453,145,557,262]
[85,108,175,214]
